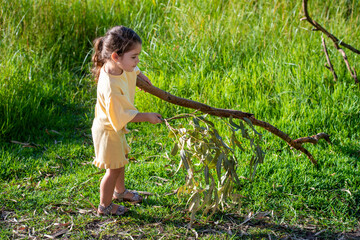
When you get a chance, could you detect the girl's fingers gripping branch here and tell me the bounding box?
[147,113,163,124]
[155,113,164,123]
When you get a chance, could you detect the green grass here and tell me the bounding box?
[1,0,360,238]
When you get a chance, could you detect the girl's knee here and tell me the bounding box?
[106,167,124,177]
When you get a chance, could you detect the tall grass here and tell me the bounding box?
[1,0,360,237]
[1,0,359,139]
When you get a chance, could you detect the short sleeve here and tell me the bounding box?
[106,91,138,133]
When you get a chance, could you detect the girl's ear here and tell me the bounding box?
[111,52,120,62]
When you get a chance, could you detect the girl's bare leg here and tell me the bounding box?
[99,168,123,213]
[114,166,126,194]
[114,166,141,200]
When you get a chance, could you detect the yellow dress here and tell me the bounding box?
[91,66,140,169]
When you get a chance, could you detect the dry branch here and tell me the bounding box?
[138,79,254,119]
[301,0,359,85]
[321,36,337,82]
[301,0,360,54]
[294,133,331,145]
[338,48,359,84]
[137,76,330,165]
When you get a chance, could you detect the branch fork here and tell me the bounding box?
[301,0,359,85]
[137,76,330,165]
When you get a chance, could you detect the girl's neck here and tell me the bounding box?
[104,61,123,76]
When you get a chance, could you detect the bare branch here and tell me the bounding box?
[136,75,254,119]
[302,0,359,85]
[294,133,331,145]
[321,36,338,82]
[302,0,360,54]
[137,76,330,165]
[338,48,359,84]
[247,117,320,165]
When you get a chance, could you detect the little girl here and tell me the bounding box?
[91,26,162,216]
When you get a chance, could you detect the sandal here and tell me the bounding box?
[97,203,127,216]
[113,189,143,203]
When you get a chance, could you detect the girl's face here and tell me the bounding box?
[116,43,142,72]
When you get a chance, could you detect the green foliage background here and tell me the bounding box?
[0,0,359,238]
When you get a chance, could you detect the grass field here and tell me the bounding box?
[1,0,360,239]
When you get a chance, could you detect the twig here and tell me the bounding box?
[293,132,331,145]
[302,0,359,85]
[165,112,201,122]
[337,48,359,84]
[80,193,97,212]
[314,229,327,236]
[321,36,337,82]
[44,229,68,239]
[137,76,330,165]
[302,0,360,54]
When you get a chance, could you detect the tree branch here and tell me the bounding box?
[321,36,338,82]
[302,0,359,85]
[337,48,359,84]
[137,77,254,119]
[302,0,360,54]
[137,76,331,165]
[294,132,331,145]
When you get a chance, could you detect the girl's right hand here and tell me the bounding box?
[146,113,163,124]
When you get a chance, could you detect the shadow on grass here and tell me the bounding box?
[2,183,359,239]
[0,86,94,181]
[76,198,356,239]
[82,209,359,240]
[2,202,359,240]
[337,142,360,163]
